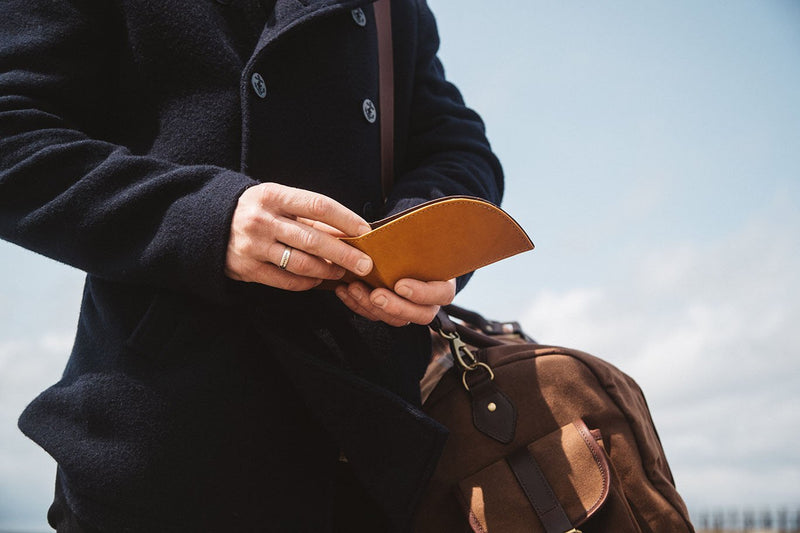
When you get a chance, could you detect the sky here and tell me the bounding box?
[1,0,799,530]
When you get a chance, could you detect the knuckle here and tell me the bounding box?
[297,230,321,252]
[259,182,286,206]
[306,195,330,219]
[382,301,403,318]
[336,246,360,269]
[239,261,261,283]
[240,216,257,235]
[422,307,438,323]
[290,253,311,273]
[282,276,305,292]
[241,207,272,235]
[223,260,242,281]
[410,305,436,325]
[238,237,256,256]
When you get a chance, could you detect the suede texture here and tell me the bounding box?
[418,344,695,533]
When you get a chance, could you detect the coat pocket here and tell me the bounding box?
[125,291,177,355]
[124,289,214,366]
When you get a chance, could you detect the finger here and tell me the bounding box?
[345,283,413,327]
[260,183,371,237]
[393,278,456,306]
[268,242,345,280]
[273,216,373,277]
[226,258,323,292]
[335,284,382,322]
[296,217,353,239]
[367,287,439,326]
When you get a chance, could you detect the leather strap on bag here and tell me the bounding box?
[507,448,577,533]
[374,0,394,200]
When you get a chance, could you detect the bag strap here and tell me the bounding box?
[444,304,535,343]
[432,305,535,351]
[507,448,578,533]
[374,0,394,200]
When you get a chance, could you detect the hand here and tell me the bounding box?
[225,183,373,291]
[335,278,456,327]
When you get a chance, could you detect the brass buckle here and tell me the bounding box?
[437,329,496,392]
[437,329,478,370]
[461,362,495,391]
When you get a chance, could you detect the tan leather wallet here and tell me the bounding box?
[322,196,533,290]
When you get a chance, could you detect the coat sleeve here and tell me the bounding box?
[0,1,257,304]
[385,0,504,216]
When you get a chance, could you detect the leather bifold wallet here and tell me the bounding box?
[322,196,533,290]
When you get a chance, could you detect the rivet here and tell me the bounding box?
[487,402,497,412]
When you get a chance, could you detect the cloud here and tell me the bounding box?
[519,209,800,511]
[0,334,72,529]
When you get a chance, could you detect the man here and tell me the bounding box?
[0,0,503,530]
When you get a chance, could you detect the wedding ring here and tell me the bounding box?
[279,245,292,270]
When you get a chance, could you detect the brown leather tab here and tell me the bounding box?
[507,448,574,533]
[374,0,394,200]
[466,368,516,444]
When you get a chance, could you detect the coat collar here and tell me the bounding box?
[246,0,374,69]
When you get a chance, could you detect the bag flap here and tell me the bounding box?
[320,196,533,290]
[457,419,610,533]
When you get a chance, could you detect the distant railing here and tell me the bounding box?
[694,506,800,532]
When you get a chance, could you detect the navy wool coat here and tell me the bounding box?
[0,0,503,531]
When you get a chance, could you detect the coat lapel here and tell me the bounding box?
[249,0,374,62]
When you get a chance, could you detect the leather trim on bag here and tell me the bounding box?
[507,447,574,533]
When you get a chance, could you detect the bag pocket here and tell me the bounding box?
[455,419,640,533]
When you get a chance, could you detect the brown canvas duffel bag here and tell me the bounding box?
[415,305,694,532]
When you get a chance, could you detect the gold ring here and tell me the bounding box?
[279,245,292,270]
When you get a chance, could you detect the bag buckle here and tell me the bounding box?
[437,329,497,392]
[437,329,478,370]
[461,362,495,391]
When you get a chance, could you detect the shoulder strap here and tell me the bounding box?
[374,0,394,200]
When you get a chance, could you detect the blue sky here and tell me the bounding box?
[1,0,799,529]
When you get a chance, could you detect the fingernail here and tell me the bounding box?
[350,286,364,301]
[396,285,412,299]
[373,295,388,308]
[358,223,371,235]
[356,257,372,276]
[334,267,346,279]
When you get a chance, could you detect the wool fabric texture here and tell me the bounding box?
[0,0,503,531]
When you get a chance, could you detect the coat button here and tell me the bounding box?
[362,98,377,123]
[251,72,267,99]
[351,8,367,27]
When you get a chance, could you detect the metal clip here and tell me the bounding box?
[437,329,478,370]
[461,362,495,391]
